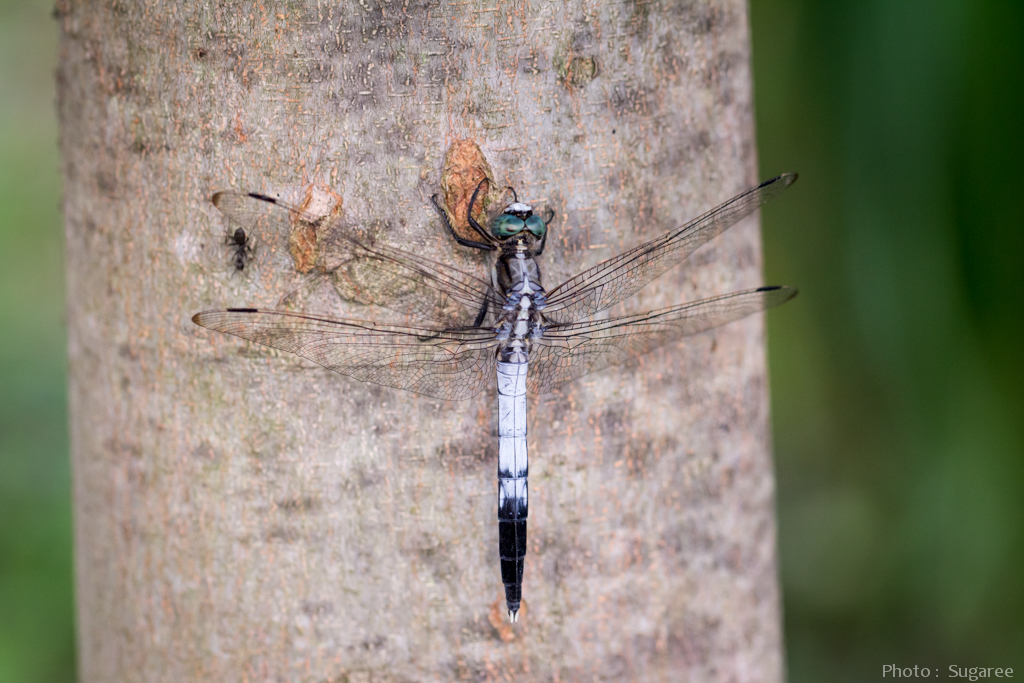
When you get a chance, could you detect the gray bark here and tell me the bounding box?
[59,0,783,680]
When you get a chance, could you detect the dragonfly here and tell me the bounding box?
[192,172,798,623]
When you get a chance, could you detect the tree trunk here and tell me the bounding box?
[59,0,783,680]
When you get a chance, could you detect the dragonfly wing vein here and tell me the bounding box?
[529,286,796,393]
[318,235,503,327]
[213,191,501,327]
[193,309,498,400]
[543,173,797,323]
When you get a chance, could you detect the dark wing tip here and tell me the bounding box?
[758,285,798,306]
[211,190,279,208]
[759,172,799,189]
[227,307,259,313]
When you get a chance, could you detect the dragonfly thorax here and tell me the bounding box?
[498,250,547,312]
[494,247,547,365]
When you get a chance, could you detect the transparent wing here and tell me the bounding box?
[528,286,797,394]
[212,189,326,226]
[192,308,499,401]
[210,190,323,267]
[543,174,797,323]
[211,190,501,327]
[315,233,504,328]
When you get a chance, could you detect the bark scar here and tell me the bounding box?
[438,139,496,237]
[292,185,343,274]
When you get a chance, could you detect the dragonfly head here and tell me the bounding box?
[504,202,533,218]
[491,202,548,241]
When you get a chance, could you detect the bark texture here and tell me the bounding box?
[59,0,783,680]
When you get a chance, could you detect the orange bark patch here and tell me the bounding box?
[290,185,342,274]
[488,595,527,641]
[439,139,495,235]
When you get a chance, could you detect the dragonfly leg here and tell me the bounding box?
[534,208,554,256]
[540,206,555,226]
[466,178,497,244]
[533,225,549,257]
[472,299,490,328]
[430,194,495,251]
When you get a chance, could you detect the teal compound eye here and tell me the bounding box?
[491,213,526,239]
[524,215,547,239]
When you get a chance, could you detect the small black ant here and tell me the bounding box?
[225,227,254,271]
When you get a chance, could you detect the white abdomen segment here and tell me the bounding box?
[496,360,528,622]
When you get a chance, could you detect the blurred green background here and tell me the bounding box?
[0,0,1020,681]
[0,0,76,682]
[753,0,1024,680]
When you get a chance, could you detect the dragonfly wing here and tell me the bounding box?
[543,174,797,323]
[211,190,501,327]
[212,189,326,225]
[528,286,796,394]
[210,190,324,263]
[193,308,498,401]
[315,233,504,328]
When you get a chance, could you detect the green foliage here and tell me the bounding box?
[752,0,1024,679]
[0,1,74,682]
